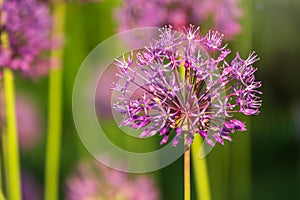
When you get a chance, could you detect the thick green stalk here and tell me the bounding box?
[230,0,253,199]
[0,6,21,198]
[0,144,2,198]
[44,3,66,200]
[0,95,8,200]
[184,148,191,200]
[230,117,251,200]
[0,154,2,199]
[0,81,5,199]
[0,190,4,200]
[0,92,7,200]
[1,2,21,199]
[3,69,21,200]
[192,134,211,200]
[0,132,8,200]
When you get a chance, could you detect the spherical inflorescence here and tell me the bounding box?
[112,25,262,147]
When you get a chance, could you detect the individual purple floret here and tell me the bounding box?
[115,0,242,39]
[0,0,52,77]
[112,25,262,147]
[66,161,160,200]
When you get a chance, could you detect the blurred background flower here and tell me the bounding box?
[21,170,43,200]
[0,0,52,77]
[95,65,118,119]
[66,160,160,200]
[115,0,242,39]
[16,93,43,151]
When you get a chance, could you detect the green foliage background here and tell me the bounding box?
[15,0,300,199]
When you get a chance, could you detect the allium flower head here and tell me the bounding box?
[0,0,52,77]
[112,25,262,147]
[66,161,160,200]
[115,0,242,39]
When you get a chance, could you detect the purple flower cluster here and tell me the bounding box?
[115,0,242,39]
[112,25,262,147]
[66,161,160,200]
[0,0,52,77]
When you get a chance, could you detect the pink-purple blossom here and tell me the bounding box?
[112,25,262,147]
[0,0,52,77]
[115,0,242,39]
[21,171,42,200]
[16,94,42,150]
[66,161,160,200]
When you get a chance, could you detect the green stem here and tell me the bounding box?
[44,3,66,200]
[0,97,7,200]
[184,148,191,200]
[0,81,5,199]
[0,147,2,200]
[0,189,5,200]
[0,133,7,200]
[230,0,253,199]
[1,2,20,199]
[3,69,21,200]
[0,161,1,199]
[0,193,4,200]
[192,134,211,200]
[230,117,251,200]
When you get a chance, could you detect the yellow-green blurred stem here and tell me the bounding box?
[44,3,66,200]
[0,190,5,200]
[192,134,211,200]
[44,66,63,200]
[3,69,21,200]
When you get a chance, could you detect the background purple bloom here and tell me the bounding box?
[21,171,43,200]
[0,0,52,77]
[66,160,160,200]
[115,0,242,39]
[16,94,43,151]
[95,65,119,119]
